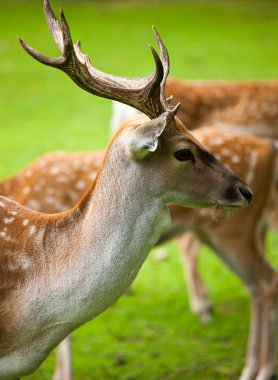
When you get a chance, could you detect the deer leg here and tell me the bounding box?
[255,277,278,380]
[239,292,264,380]
[52,336,73,380]
[243,281,278,380]
[177,232,212,323]
[211,237,277,380]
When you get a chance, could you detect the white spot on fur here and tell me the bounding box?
[57,175,69,183]
[45,196,55,205]
[210,137,223,146]
[23,219,29,226]
[67,190,79,201]
[221,147,232,156]
[245,151,258,184]
[27,199,41,211]
[17,254,32,269]
[49,165,61,175]
[22,186,30,194]
[75,180,86,190]
[6,253,32,271]
[7,263,17,271]
[4,217,14,224]
[29,225,36,236]
[0,231,6,237]
[4,235,15,242]
[11,211,17,216]
[35,227,45,244]
[25,169,33,178]
[231,155,240,164]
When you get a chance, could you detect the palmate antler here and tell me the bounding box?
[19,0,179,119]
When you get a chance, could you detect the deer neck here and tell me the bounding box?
[72,149,171,305]
[36,145,171,326]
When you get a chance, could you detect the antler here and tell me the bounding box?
[19,0,179,119]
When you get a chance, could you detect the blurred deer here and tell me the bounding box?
[0,1,251,379]
[110,71,278,380]
[111,79,278,137]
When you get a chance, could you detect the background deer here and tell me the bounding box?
[109,82,278,380]
[111,79,278,138]
[0,125,276,380]
[0,1,251,379]
[165,79,278,136]
[111,79,278,308]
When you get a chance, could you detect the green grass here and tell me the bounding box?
[0,1,277,379]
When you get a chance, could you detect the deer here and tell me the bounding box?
[0,1,253,379]
[164,78,278,137]
[0,127,276,380]
[111,79,278,138]
[110,71,278,375]
[149,79,278,328]
[109,103,278,380]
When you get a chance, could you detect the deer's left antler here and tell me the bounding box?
[19,0,179,119]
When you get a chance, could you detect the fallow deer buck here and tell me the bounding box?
[0,127,276,380]
[0,1,252,379]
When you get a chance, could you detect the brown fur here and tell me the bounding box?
[165,79,278,137]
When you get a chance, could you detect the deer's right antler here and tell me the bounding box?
[19,0,178,119]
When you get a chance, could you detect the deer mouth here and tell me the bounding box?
[213,198,250,211]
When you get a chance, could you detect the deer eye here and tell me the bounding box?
[174,148,194,162]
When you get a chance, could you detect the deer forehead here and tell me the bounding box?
[164,135,201,153]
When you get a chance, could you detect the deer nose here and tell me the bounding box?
[239,186,253,204]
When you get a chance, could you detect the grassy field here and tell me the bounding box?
[0,0,278,379]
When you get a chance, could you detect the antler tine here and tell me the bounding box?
[152,27,169,105]
[18,0,70,68]
[44,0,64,53]
[19,1,170,119]
[19,37,64,68]
[152,26,179,117]
[152,26,169,80]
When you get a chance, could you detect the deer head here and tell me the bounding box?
[19,0,252,210]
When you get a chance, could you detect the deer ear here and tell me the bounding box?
[128,112,169,161]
